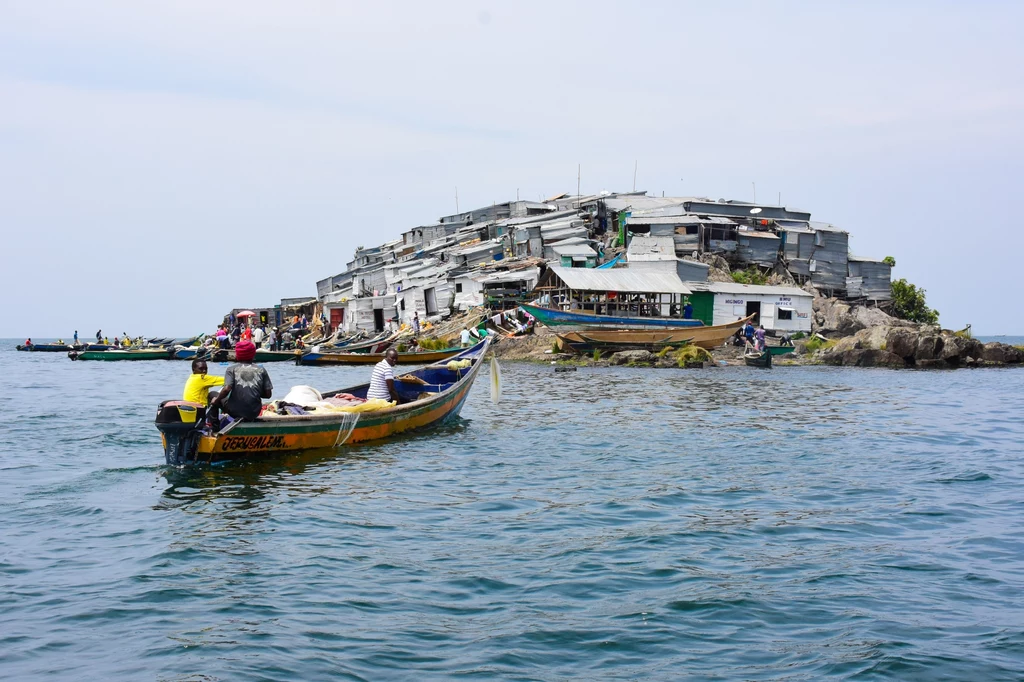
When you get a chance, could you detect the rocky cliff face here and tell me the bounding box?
[807,296,1020,368]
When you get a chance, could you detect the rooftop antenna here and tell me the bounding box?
[749,206,762,228]
[752,182,756,203]
[778,191,781,206]
[633,160,637,192]
[577,164,581,207]
[455,186,459,213]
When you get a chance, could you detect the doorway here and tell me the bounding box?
[373,308,385,332]
[745,301,761,324]
[424,287,438,316]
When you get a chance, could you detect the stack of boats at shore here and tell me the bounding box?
[17,330,470,366]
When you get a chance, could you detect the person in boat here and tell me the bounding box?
[57,338,64,345]
[683,300,693,320]
[241,325,252,342]
[96,330,102,343]
[267,327,278,351]
[183,359,225,409]
[207,340,273,431]
[103,336,110,345]
[24,338,32,347]
[252,325,265,347]
[73,331,79,345]
[460,328,472,347]
[113,336,120,347]
[281,329,293,350]
[368,348,403,404]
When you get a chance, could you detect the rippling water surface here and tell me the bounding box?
[2,342,1023,680]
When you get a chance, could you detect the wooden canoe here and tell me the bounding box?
[744,350,772,368]
[520,303,705,330]
[71,349,171,361]
[156,338,493,466]
[557,314,754,352]
[297,346,464,366]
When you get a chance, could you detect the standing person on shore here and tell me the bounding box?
[755,325,767,352]
[412,312,420,336]
[267,328,278,351]
[252,325,265,347]
[282,329,293,350]
[683,300,693,320]
[207,341,273,431]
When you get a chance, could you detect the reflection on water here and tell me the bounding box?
[2,346,1024,680]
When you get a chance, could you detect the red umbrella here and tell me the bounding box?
[236,310,256,317]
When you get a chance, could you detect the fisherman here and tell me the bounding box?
[282,329,293,350]
[683,300,693,319]
[24,338,32,347]
[460,327,472,347]
[267,327,278,351]
[114,336,120,347]
[755,325,767,351]
[412,312,420,336]
[103,336,110,345]
[95,330,102,343]
[252,325,265,346]
[207,340,273,431]
[367,348,402,404]
[73,330,79,345]
[743,320,755,346]
[182,358,224,408]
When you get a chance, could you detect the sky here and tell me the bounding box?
[1,1,1022,337]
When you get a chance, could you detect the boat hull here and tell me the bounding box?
[156,339,492,465]
[745,351,772,368]
[17,344,81,352]
[72,349,171,360]
[297,347,463,366]
[557,315,753,351]
[520,303,704,330]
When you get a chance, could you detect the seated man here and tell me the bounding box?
[207,340,273,430]
[183,358,225,409]
[367,348,403,404]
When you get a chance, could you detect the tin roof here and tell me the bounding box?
[689,282,812,298]
[548,266,692,294]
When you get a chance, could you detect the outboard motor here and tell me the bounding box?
[155,400,205,466]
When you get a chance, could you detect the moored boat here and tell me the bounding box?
[520,303,705,331]
[17,343,83,352]
[744,350,772,368]
[556,314,754,352]
[155,338,492,466]
[766,345,796,356]
[297,345,464,366]
[173,347,300,362]
[70,348,172,361]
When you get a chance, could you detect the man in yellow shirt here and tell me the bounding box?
[183,359,225,407]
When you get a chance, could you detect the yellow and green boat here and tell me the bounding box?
[155,338,492,466]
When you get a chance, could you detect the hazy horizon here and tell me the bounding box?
[2,2,1022,337]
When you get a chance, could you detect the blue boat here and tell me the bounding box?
[519,303,705,331]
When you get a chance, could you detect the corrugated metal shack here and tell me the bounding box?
[626,235,710,282]
[847,257,893,301]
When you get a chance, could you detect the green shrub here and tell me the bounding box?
[656,345,673,358]
[592,349,602,361]
[731,266,768,286]
[804,336,835,353]
[890,278,939,325]
[675,345,712,367]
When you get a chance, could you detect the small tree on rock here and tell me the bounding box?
[890,278,939,325]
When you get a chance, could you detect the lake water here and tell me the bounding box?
[2,341,1023,680]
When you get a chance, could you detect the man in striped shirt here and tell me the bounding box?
[367,348,401,403]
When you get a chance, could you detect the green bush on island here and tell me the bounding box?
[675,345,712,367]
[804,336,835,353]
[890,278,939,325]
[592,349,602,361]
[731,266,768,286]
